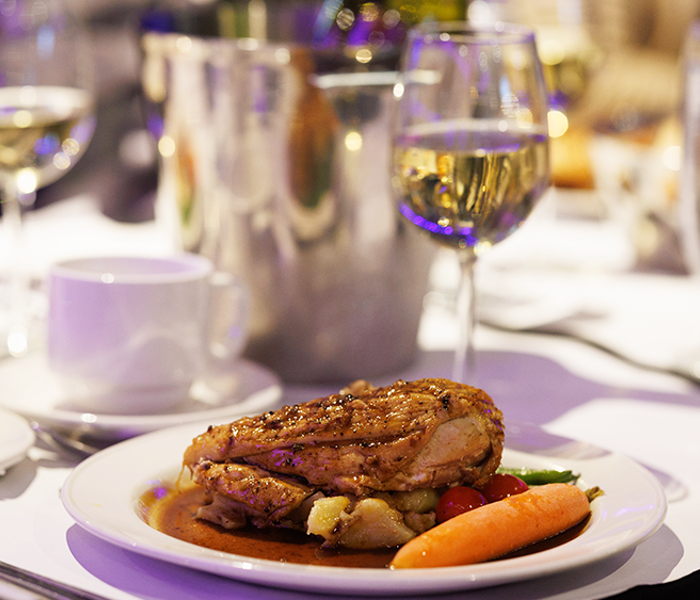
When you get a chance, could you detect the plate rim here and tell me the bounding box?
[0,407,35,473]
[60,420,667,596]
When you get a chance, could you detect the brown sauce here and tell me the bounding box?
[139,481,396,568]
[139,481,590,569]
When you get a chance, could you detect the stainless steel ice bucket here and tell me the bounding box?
[141,31,434,383]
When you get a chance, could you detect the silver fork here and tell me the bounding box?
[29,422,102,460]
[0,560,114,600]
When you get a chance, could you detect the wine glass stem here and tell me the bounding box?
[453,249,477,384]
[1,179,32,356]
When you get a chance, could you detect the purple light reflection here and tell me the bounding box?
[146,114,163,139]
[146,479,169,500]
[34,133,60,155]
[399,203,478,247]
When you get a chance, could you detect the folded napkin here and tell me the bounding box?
[478,266,700,384]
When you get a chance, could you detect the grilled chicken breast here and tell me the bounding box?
[184,378,504,546]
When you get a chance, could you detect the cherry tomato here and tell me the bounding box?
[435,486,487,523]
[480,473,529,503]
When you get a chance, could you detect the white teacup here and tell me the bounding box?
[46,254,249,415]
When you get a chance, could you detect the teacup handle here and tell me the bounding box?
[207,271,251,361]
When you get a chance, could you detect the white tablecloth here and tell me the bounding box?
[2,193,700,599]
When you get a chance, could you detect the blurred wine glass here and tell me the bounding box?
[471,0,603,134]
[0,0,96,356]
[479,1,683,271]
[392,22,551,382]
[514,0,684,268]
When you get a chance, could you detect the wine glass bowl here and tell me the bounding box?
[392,22,550,382]
[393,123,549,252]
[0,86,94,191]
[0,0,95,356]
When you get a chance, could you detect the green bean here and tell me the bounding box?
[496,466,579,485]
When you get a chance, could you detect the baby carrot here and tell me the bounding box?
[390,483,590,569]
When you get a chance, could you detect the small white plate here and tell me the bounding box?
[0,353,281,442]
[0,407,35,476]
[61,421,667,595]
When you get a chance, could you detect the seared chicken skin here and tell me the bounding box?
[184,378,504,538]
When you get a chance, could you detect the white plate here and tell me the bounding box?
[60,421,667,595]
[0,353,281,442]
[0,407,35,476]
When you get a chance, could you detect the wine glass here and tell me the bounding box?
[0,0,96,356]
[392,22,551,383]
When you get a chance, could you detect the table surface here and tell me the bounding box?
[3,191,700,599]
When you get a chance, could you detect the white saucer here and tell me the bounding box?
[0,407,35,476]
[0,353,281,443]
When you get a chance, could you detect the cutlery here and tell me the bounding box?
[0,560,113,600]
[29,422,101,460]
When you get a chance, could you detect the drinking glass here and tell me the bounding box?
[680,20,700,276]
[392,22,551,382]
[492,0,603,114]
[0,0,96,356]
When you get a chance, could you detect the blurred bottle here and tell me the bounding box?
[140,1,467,54]
[307,0,466,71]
[140,0,221,36]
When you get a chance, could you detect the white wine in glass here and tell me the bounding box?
[393,23,551,383]
[0,1,96,356]
[0,86,94,186]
